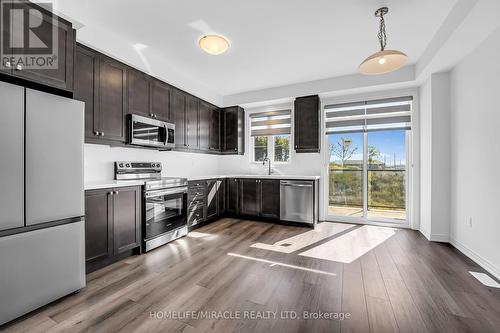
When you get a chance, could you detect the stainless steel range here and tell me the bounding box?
[115,162,188,252]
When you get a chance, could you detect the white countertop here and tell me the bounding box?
[188,175,320,181]
[84,180,146,190]
[85,174,320,190]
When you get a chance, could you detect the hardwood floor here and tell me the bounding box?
[2,218,500,333]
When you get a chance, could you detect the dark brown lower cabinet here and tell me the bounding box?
[188,179,226,229]
[240,179,260,216]
[259,179,280,219]
[206,180,218,219]
[230,178,280,220]
[217,179,226,214]
[84,186,141,273]
[226,178,239,214]
[85,189,113,266]
[113,187,141,254]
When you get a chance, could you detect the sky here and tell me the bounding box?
[328,130,406,166]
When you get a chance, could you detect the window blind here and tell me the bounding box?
[325,96,412,134]
[250,110,291,136]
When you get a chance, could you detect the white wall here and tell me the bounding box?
[84,144,220,182]
[419,78,433,238]
[218,103,322,177]
[449,27,500,278]
[53,0,222,106]
[418,73,451,241]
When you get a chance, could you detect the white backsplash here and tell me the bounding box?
[84,144,220,182]
[84,143,322,182]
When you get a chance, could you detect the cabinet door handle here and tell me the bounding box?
[114,191,119,195]
[94,131,99,136]
[100,132,105,136]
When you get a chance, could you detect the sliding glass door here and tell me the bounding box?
[328,133,364,218]
[366,130,407,221]
[325,96,412,225]
[328,130,407,223]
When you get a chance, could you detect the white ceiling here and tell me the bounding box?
[66,0,457,97]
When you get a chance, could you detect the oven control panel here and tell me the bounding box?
[115,161,162,180]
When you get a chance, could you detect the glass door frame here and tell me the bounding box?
[325,130,411,227]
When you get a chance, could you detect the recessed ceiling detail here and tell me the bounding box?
[67,0,456,95]
[359,7,408,75]
[198,34,230,55]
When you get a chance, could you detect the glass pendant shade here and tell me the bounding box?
[359,7,407,75]
[359,49,407,75]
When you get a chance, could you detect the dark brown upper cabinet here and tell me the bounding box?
[151,78,171,121]
[209,108,221,151]
[74,42,246,154]
[97,56,127,143]
[186,94,199,150]
[294,95,320,153]
[172,88,187,148]
[2,1,75,91]
[127,71,172,122]
[221,106,245,155]
[126,69,151,118]
[74,44,98,140]
[74,44,126,144]
[199,101,211,151]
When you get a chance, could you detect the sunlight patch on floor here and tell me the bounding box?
[187,231,214,238]
[298,225,396,263]
[470,271,500,288]
[250,222,354,253]
[227,252,337,276]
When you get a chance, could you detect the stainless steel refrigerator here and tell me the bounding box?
[0,81,86,325]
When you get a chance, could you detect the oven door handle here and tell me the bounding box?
[146,187,188,198]
[163,124,168,146]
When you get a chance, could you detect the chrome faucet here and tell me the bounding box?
[263,157,272,175]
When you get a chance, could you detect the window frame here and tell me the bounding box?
[251,134,291,164]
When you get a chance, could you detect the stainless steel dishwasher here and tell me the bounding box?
[280,180,315,225]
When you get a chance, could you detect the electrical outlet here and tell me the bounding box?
[468,217,473,228]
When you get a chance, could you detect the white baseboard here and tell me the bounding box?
[419,227,431,240]
[449,237,500,281]
[429,233,449,242]
[419,226,449,242]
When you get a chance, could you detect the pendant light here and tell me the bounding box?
[359,7,407,75]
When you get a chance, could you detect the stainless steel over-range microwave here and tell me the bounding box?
[128,114,175,149]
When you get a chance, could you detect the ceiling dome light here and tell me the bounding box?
[359,7,407,75]
[198,34,230,55]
